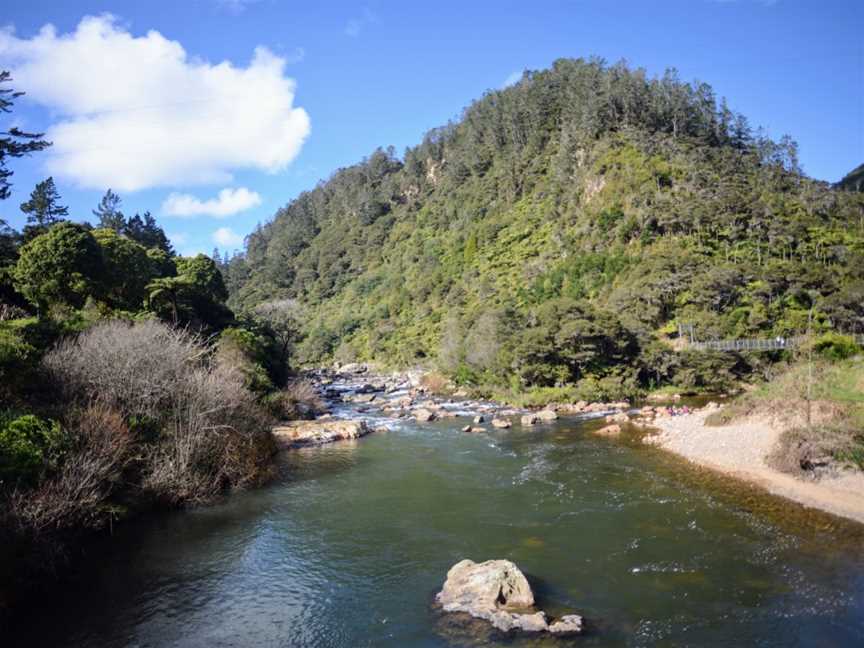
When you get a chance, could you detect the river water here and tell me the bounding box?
[8,399,864,647]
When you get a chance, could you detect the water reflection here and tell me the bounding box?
[7,414,864,647]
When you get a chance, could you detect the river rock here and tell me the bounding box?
[491,418,512,429]
[594,423,622,436]
[536,409,558,421]
[473,415,485,424]
[436,559,582,635]
[437,559,535,613]
[521,414,540,426]
[605,411,629,423]
[549,614,584,635]
[272,420,370,449]
[414,408,437,422]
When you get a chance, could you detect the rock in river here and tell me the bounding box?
[272,420,370,449]
[491,418,512,429]
[413,408,437,422]
[436,559,582,635]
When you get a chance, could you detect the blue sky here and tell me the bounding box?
[1,0,862,257]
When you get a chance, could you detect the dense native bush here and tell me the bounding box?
[220,57,864,396]
[813,332,861,361]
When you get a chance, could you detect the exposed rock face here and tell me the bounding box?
[491,418,512,429]
[436,559,582,635]
[272,420,370,449]
[413,408,437,422]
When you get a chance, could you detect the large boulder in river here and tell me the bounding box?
[521,413,540,426]
[437,559,535,614]
[272,420,370,449]
[436,559,582,635]
[491,418,512,429]
[413,408,437,422]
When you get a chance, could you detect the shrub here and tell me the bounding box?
[264,379,325,420]
[43,319,276,505]
[813,332,861,361]
[44,319,204,420]
[767,424,864,478]
[0,415,64,487]
[142,364,275,504]
[9,403,132,537]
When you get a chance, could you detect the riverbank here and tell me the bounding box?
[646,409,864,526]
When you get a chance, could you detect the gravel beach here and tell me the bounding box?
[647,409,864,526]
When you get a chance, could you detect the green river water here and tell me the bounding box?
[7,401,864,647]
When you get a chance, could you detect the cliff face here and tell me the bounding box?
[226,58,864,396]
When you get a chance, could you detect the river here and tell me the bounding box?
[7,393,864,647]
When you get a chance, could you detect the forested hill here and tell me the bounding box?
[225,58,864,398]
[837,163,864,192]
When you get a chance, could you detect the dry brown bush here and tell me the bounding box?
[44,319,207,420]
[269,379,325,420]
[43,319,275,506]
[141,363,275,505]
[7,403,132,548]
[767,424,864,479]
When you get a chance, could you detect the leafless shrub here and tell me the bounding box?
[44,319,207,419]
[268,379,326,420]
[8,403,132,548]
[43,319,275,505]
[142,363,275,505]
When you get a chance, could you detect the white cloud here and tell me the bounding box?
[212,226,244,248]
[0,15,310,191]
[502,70,523,88]
[216,0,261,14]
[162,187,262,218]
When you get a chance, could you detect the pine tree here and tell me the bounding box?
[0,71,51,200]
[20,177,68,229]
[93,189,125,231]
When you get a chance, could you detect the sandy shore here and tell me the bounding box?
[646,410,864,526]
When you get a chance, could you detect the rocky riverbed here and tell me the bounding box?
[272,362,660,448]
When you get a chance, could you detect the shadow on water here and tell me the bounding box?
[6,411,864,647]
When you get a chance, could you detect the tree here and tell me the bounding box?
[93,189,125,231]
[147,254,231,329]
[92,228,157,310]
[13,222,104,312]
[20,177,68,240]
[253,299,303,368]
[123,211,173,254]
[0,71,51,200]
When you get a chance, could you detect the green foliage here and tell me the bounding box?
[93,228,158,310]
[0,414,65,486]
[19,176,68,239]
[147,254,232,329]
[813,332,861,361]
[13,222,104,312]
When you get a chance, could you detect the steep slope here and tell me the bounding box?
[226,58,864,398]
[837,163,864,192]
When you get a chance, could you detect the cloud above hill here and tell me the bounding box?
[163,187,262,218]
[0,14,310,191]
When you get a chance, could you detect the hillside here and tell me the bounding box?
[837,163,864,192]
[226,58,864,399]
